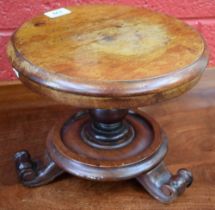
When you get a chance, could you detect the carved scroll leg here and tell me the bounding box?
[136,162,193,203]
[15,150,64,187]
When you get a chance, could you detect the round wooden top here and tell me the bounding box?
[7,5,208,108]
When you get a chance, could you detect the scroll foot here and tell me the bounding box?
[136,162,193,203]
[15,150,64,187]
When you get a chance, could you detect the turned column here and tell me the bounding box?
[81,109,135,149]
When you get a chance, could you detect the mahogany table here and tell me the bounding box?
[7,5,208,203]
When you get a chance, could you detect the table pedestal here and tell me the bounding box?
[14,109,193,203]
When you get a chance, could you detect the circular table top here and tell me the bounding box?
[7,5,208,108]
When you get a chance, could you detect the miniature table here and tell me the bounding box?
[7,5,208,203]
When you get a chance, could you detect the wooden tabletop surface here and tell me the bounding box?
[9,5,204,80]
[0,69,214,210]
[7,5,208,101]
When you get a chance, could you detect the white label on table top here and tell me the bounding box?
[44,8,71,18]
[12,68,19,78]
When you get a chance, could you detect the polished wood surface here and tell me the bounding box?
[18,73,205,109]
[0,69,214,209]
[7,5,208,108]
[46,110,163,179]
[9,5,204,80]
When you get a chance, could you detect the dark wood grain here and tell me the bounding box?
[0,69,214,210]
[7,5,208,108]
[45,109,163,180]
